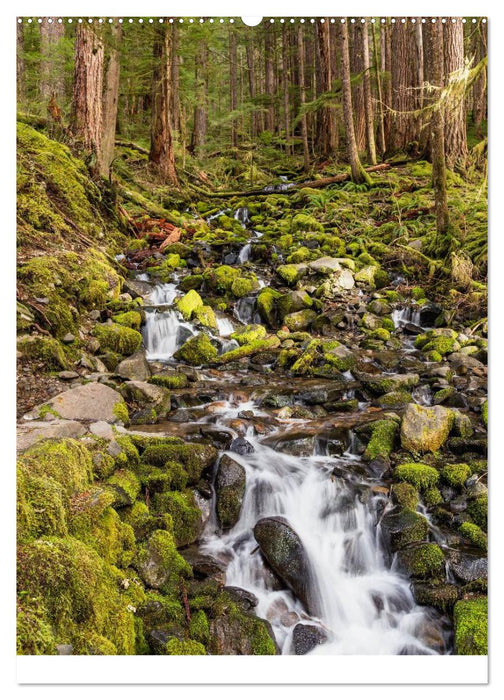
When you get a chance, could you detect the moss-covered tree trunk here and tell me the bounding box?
[149,22,178,186]
[427,20,450,239]
[380,19,392,150]
[443,18,468,170]
[361,21,377,165]
[191,40,208,157]
[229,26,238,148]
[339,20,371,184]
[171,23,180,134]
[297,25,310,170]
[246,38,258,137]
[350,21,366,154]
[316,20,338,157]
[472,21,487,134]
[99,21,122,179]
[71,24,104,168]
[372,21,386,156]
[282,24,291,155]
[16,21,25,104]
[264,27,276,133]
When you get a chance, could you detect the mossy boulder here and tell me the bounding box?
[377,390,412,408]
[467,493,487,531]
[215,455,246,529]
[257,288,282,327]
[400,403,454,453]
[173,333,218,366]
[355,265,389,289]
[17,464,68,542]
[193,305,218,330]
[116,351,151,382]
[140,439,217,485]
[453,597,487,655]
[390,482,419,510]
[165,638,206,655]
[322,341,356,371]
[152,490,202,547]
[230,276,259,298]
[396,543,445,579]
[106,469,141,507]
[459,523,487,551]
[216,336,280,364]
[135,529,192,592]
[94,323,143,356]
[277,290,313,320]
[18,438,93,497]
[412,584,459,613]
[276,263,307,286]
[176,290,203,321]
[150,373,189,390]
[441,463,471,488]
[112,311,142,331]
[231,324,267,346]
[283,309,317,332]
[394,463,439,491]
[381,508,429,551]
[208,592,277,655]
[360,374,419,396]
[17,335,68,370]
[363,420,398,461]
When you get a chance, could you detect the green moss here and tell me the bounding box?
[113,435,140,468]
[411,287,427,301]
[216,336,280,364]
[287,246,312,264]
[377,391,412,408]
[370,328,391,341]
[173,333,218,366]
[453,597,487,655]
[386,508,430,550]
[381,317,395,332]
[137,462,188,493]
[136,529,192,594]
[459,523,487,551]
[395,463,439,491]
[112,311,142,331]
[17,599,57,655]
[208,594,276,655]
[481,400,488,427]
[467,494,487,531]
[179,274,204,292]
[141,441,217,485]
[17,536,136,655]
[231,275,259,299]
[94,323,142,356]
[165,638,206,655]
[257,287,281,326]
[390,482,419,510]
[193,305,218,330]
[422,336,459,356]
[189,610,210,645]
[17,335,68,370]
[18,439,93,497]
[112,400,130,425]
[364,420,397,461]
[423,486,443,507]
[17,465,68,542]
[231,324,267,345]
[176,290,203,321]
[284,309,317,332]
[291,340,320,375]
[276,264,306,286]
[121,501,158,541]
[202,265,240,294]
[152,490,201,547]
[397,543,445,579]
[150,373,189,389]
[106,469,141,507]
[441,463,471,488]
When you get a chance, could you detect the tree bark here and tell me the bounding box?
[99,21,122,178]
[264,28,275,133]
[443,18,468,169]
[316,19,338,157]
[229,26,238,147]
[171,23,180,133]
[472,20,487,133]
[191,40,208,156]
[361,21,377,164]
[351,22,366,153]
[246,38,258,137]
[71,24,104,165]
[297,25,310,170]
[426,20,449,238]
[372,21,386,156]
[381,19,392,148]
[389,18,421,151]
[339,21,371,184]
[282,25,291,155]
[149,22,178,186]
[40,18,65,103]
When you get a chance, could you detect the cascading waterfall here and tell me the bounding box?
[200,412,447,655]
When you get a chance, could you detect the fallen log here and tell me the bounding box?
[115,139,150,156]
[117,185,180,225]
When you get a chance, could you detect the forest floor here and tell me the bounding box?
[16,121,488,657]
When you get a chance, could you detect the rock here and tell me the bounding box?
[32,383,128,423]
[418,303,443,327]
[308,257,342,275]
[123,279,153,298]
[277,290,313,319]
[176,289,203,320]
[182,546,226,582]
[17,419,86,452]
[400,403,454,452]
[359,373,419,396]
[453,597,487,655]
[412,583,459,612]
[89,420,115,440]
[89,309,101,321]
[253,516,319,616]
[208,607,277,655]
[292,623,327,655]
[56,644,73,655]
[380,508,429,552]
[173,333,218,366]
[116,351,151,382]
[58,370,80,380]
[284,309,318,332]
[215,455,246,529]
[450,553,488,583]
[121,380,170,415]
[223,586,259,610]
[276,263,307,286]
[396,543,445,579]
[62,333,75,344]
[230,437,254,455]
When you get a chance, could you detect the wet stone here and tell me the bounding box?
[292,624,328,655]
[229,436,254,455]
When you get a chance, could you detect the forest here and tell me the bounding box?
[16,17,487,658]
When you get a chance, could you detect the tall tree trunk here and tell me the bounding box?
[389,18,421,151]
[339,21,371,184]
[351,22,366,153]
[99,21,122,178]
[229,26,238,147]
[40,18,65,103]
[149,22,177,186]
[191,40,208,156]
[372,21,386,156]
[264,28,275,133]
[297,25,310,170]
[443,18,468,170]
[282,25,291,155]
[71,24,104,166]
[472,20,487,133]
[316,19,337,157]
[361,21,377,164]
[246,39,258,137]
[16,21,25,104]
[171,24,180,133]
[427,20,449,239]
[381,19,392,149]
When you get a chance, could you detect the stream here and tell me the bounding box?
[135,207,452,656]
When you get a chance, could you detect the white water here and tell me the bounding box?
[392,306,422,329]
[238,243,252,263]
[216,316,235,337]
[201,407,446,656]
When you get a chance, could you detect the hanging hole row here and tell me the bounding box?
[17,17,486,25]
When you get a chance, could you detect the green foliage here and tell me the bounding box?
[454,598,487,655]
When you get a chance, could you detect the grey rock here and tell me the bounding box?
[116,351,151,382]
[89,420,115,440]
[17,419,86,452]
[292,624,328,655]
[32,382,127,423]
[215,454,246,529]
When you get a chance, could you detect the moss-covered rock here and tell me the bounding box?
[257,287,281,327]
[363,420,398,461]
[360,374,419,396]
[397,543,445,579]
[17,465,68,542]
[140,440,217,485]
[453,597,487,655]
[381,508,429,551]
[165,638,206,655]
[94,323,143,356]
[216,336,280,364]
[176,290,203,321]
[173,333,218,366]
[150,373,189,389]
[276,263,307,286]
[193,305,218,330]
[441,463,471,488]
[400,403,454,453]
[135,529,191,593]
[231,324,267,345]
[394,462,439,491]
[208,592,277,655]
[283,309,317,332]
[17,335,69,370]
[467,494,487,531]
[459,523,487,551]
[106,469,141,507]
[152,490,202,547]
[215,455,246,529]
[18,438,93,497]
[231,276,259,298]
[112,311,142,331]
[390,482,419,510]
